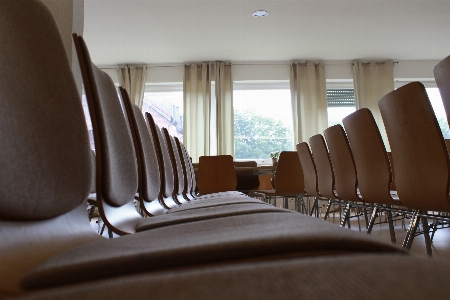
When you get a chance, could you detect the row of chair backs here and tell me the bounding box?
[379,82,450,212]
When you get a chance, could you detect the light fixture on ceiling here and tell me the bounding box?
[252,10,268,17]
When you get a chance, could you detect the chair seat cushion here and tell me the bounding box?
[137,203,290,231]
[167,196,266,214]
[17,254,450,300]
[22,212,405,290]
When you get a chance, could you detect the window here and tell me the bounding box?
[142,82,183,140]
[327,89,356,127]
[233,81,293,161]
[426,87,449,139]
[81,94,95,150]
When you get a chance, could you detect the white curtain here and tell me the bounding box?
[290,62,328,145]
[183,63,212,163]
[352,61,394,150]
[117,65,147,109]
[215,62,234,156]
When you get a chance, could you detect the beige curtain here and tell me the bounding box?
[290,62,328,145]
[183,63,212,163]
[215,62,234,156]
[117,65,147,109]
[352,61,394,150]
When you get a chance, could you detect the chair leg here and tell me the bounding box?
[386,209,397,244]
[323,200,332,221]
[403,211,419,250]
[421,215,432,256]
[367,205,379,234]
[340,203,351,228]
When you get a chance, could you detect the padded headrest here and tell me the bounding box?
[0,0,93,220]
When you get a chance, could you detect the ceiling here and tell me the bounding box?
[83,0,450,66]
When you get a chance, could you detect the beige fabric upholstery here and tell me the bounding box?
[78,37,138,208]
[22,212,404,289]
[129,102,161,202]
[0,0,93,220]
[137,203,286,231]
[16,254,450,300]
[167,196,265,214]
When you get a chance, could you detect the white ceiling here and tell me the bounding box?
[83,0,450,66]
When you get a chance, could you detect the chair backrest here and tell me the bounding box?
[434,55,450,127]
[0,0,100,294]
[174,137,195,199]
[179,141,198,197]
[145,112,176,208]
[309,134,336,199]
[296,142,321,197]
[234,161,261,192]
[197,155,237,194]
[273,151,305,195]
[74,34,142,234]
[161,127,186,203]
[379,82,450,212]
[324,125,361,202]
[120,87,162,214]
[342,108,396,206]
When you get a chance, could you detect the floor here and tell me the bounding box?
[273,197,450,259]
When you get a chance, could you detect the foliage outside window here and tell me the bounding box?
[233,81,293,160]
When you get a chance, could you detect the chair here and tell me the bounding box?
[308,134,340,220]
[342,108,401,244]
[379,81,450,255]
[323,125,368,230]
[234,161,261,194]
[197,155,238,195]
[249,151,305,211]
[296,142,324,216]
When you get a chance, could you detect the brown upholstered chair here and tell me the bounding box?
[379,81,450,255]
[342,108,401,244]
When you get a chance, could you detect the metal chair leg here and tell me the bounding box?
[403,211,419,250]
[422,215,432,256]
[367,205,379,234]
[323,200,332,221]
[386,209,397,244]
[340,203,351,228]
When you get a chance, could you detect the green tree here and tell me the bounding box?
[234,110,292,159]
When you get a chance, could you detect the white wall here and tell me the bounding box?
[100,60,441,87]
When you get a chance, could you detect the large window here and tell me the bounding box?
[142,83,183,140]
[327,89,356,127]
[427,87,450,139]
[233,81,293,161]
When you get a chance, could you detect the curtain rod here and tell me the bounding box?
[99,61,399,70]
